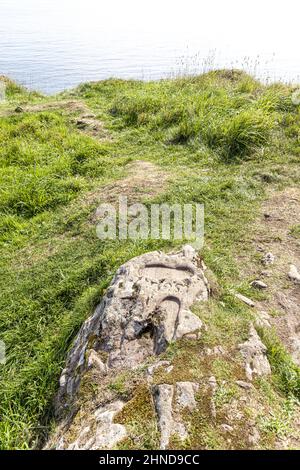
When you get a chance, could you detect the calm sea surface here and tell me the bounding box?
[1,0,299,95]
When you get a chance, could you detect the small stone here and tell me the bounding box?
[236,380,253,390]
[184,333,198,340]
[261,252,275,266]
[59,374,67,388]
[212,345,225,355]
[251,280,268,290]
[87,350,107,374]
[290,337,300,365]
[208,376,217,389]
[56,245,210,407]
[288,264,300,284]
[146,361,171,376]
[239,396,248,403]
[235,293,255,307]
[76,119,89,129]
[176,381,199,411]
[220,424,234,433]
[76,117,103,133]
[260,270,272,277]
[182,244,196,260]
[174,309,203,340]
[65,401,127,450]
[208,376,217,419]
[238,325,271,381]
[202,347,212,356]
[248,428,260,446]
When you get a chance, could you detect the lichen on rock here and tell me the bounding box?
[48,245,209,449]
[238,325,271,381]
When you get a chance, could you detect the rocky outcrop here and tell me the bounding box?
[238,325,271,381]
[56,401,127,450]
[49,245,209,449]
[152,381,199,449]
[45,244,281,450]
[234,293,255,308]
[261,252,275,266]
[288,264,300,284]
[57,245,208,411]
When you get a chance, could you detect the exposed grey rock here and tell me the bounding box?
[251,280,268,290]
[45,246,211,450]
[234,293,255,308]
[56,246,209,411]
[66,401,127,450]
[261,252,275,266]
[208,376,217,419]
[220,424,234,433]
[255,311,271,329]
[238,325,271,381]
[184,333,199,340]
[202,345,226,357]
[152,384,187,449]
[176,382,199,411]
[290,337,300,365]
[87,350,107,374]
[248,427,260,446]
[208,376,217,391]
[288,264,300,284]
[147,361,170,375]
[235,380,253,390]
[152,384,174,449]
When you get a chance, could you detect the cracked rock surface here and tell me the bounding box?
[57,401,127,450]
[57,245,208,411]
[152,381,199,449]
[238,325,271,381]
[48,246,209,449]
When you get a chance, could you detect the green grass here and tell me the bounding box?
[290,224,300,239]
[0,70,299,449]
[259,328,300,400]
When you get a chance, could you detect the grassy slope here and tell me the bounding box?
[0,71,299,449]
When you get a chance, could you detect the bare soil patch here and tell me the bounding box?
[88,160,170,213]
[246,188,300,364]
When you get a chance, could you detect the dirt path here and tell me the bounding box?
[246,188,300,364]
[13,160,170,270]
[88,160,170,222]
[0,99,110,140]
[100,160,170,202]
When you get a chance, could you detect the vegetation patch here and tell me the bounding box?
[0,71,299,448]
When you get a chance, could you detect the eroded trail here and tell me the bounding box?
[248,188,300,365]
[89,160,170,208]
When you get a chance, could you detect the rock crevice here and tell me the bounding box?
[55,246,209,435]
